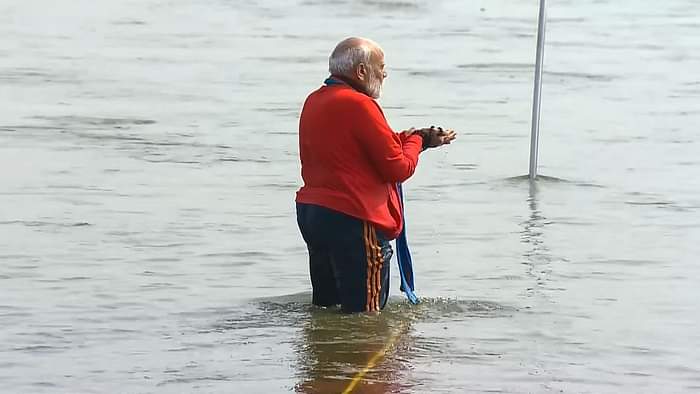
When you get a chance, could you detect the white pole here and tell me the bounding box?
[529,0,547,180]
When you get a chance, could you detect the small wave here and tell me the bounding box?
[503,174,571,183]
[0,124,65,132]
[60,276,92,281]
[622,192,693,211]
[0,68,77,84]
[453,163,478,171]
[157,374,234,387]
[457,62,531,71]
[32,115,156,127]
[574,182,607,189]
[13,344,67,353]
[218,156,271,163]
[112,19,147,25]
[360,0,421,10]
[253,55,326,64]
[585,258,660,266]
[0,220,91,228]
[142,158,202,164]
[256,182,298,190]
[438,29,478,37]
[405,298,515,318]
[545,70,616,82]
[624,200,672,206]
[549,17,588,23]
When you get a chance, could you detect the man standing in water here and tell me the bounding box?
[296,37,456,313]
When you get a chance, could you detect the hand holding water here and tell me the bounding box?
[418,126,457,149]
[402,126,456,149]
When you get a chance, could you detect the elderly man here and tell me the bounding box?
[296,37,456,313]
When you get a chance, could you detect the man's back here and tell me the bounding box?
[297,81,421,239]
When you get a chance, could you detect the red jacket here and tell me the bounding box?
[295,80,423,240]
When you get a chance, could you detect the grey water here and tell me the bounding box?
[1,0,699,392]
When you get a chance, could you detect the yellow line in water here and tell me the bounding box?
[341,324,404,394]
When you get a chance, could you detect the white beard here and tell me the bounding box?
[367,70,383,99]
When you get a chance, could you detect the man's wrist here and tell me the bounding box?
[416,130,429,151]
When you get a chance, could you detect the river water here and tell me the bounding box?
[1,0,699,393]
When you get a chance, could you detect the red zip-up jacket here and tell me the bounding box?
[295,80,423,240]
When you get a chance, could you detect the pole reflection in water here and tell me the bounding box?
[521,181,554,298]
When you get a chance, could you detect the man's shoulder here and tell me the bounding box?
[310,86,375,106]
[303,86,383,123]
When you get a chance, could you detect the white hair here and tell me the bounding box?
[328,38,379,77]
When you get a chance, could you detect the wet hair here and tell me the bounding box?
[328,37,380,77]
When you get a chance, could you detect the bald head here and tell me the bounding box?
[329,37,382,72]
[328,37,386,98]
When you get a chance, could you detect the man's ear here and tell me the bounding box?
[356,63,367,81]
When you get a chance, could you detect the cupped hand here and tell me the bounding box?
[419,126,457,149]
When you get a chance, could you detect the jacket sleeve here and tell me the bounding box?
[354,99,423,183]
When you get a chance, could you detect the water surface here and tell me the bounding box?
[1,0,699,392]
